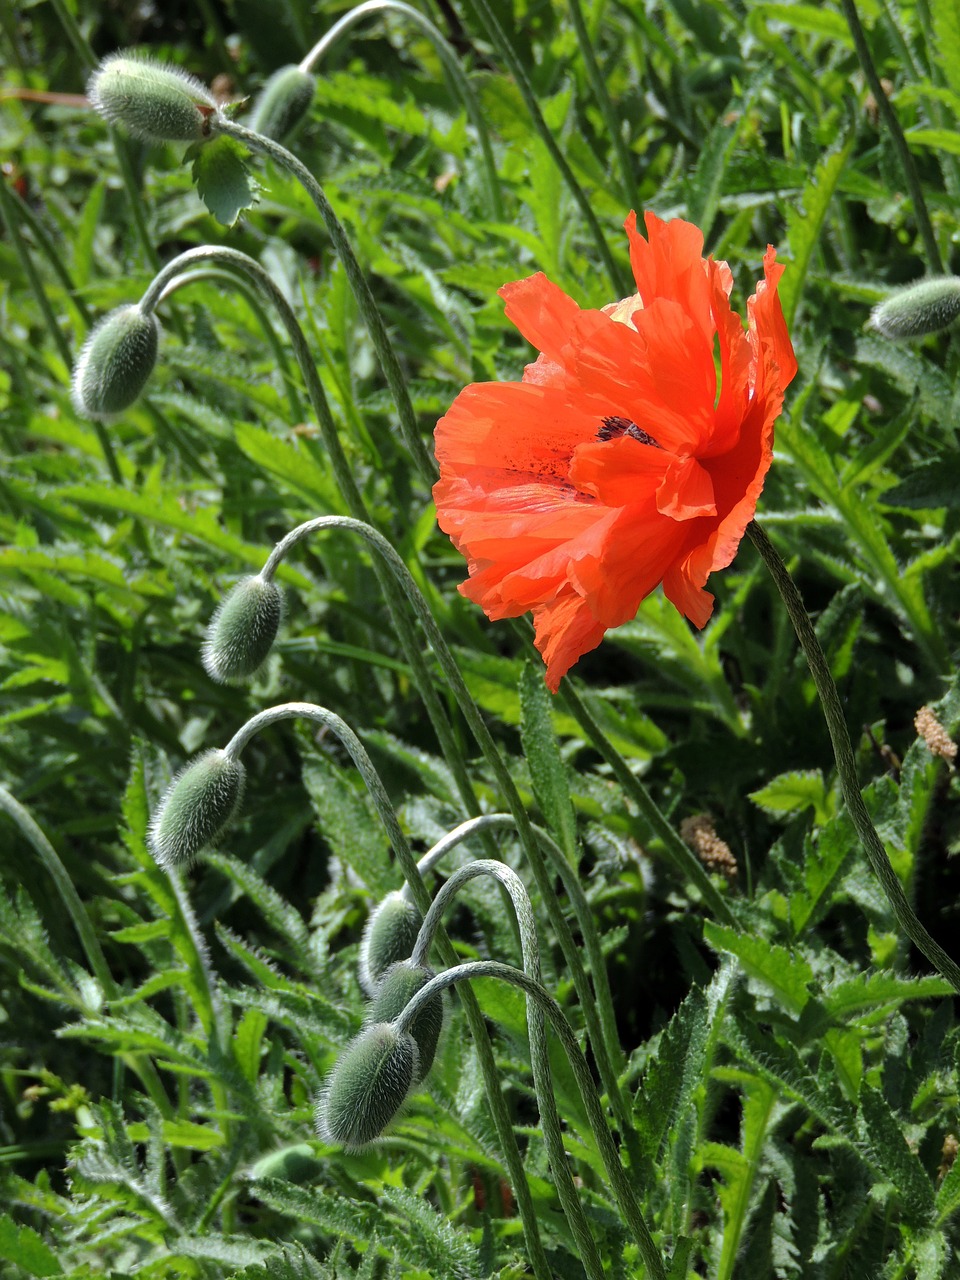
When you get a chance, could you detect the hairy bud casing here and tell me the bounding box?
[317,1023,418,1149]
[88,52,218,143]
[870,276,960,340]
[248,1142,323,1184]
[357,890,423,995]
[369,961,445,1080]
[248,65,316,141]
[71,306,159,420]
[202,576,283,682]
[148,748,246,868]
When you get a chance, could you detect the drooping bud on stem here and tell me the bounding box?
[369,961,445,1080]
[317,1023,418,1149]
[88,52,219,144]
[870,276,960,340]
[148,748,246,868]
[71,306,159,420]
[357,890,423,995]
[202,575,283,682]
[247,65,316,142]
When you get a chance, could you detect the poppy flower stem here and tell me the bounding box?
[213,118,439,485]
[221,703,555,1280]
[396,960,668,1280]
[411,860,606,1280]
[747,520,960,993]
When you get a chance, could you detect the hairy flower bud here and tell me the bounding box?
[870,276,960,340]
[88,52,218,143]
[202,576,283,682]
[148,749,245,868]
[317,1023,418,1149]
[369,961,444,1080]
[248,1142,323,1184]
[357,890,423,995]
[247,65,316,141]
[71,306,159,420]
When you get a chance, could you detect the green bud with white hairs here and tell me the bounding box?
[870,276,960,341]
[88,52,219,144]
[357,890,423,995]
[149,748,246,869]
[369,961,445,1080]
[317,1023,418,1149]
[248,65,316,142]
[71,306,159,420]
[202,576,283,682]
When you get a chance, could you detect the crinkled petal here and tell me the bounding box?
[532,591,608,692]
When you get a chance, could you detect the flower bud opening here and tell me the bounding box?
[71,306,159,420]
[202,576,283,682]
[88,52,218,144]
[148,748,246,869]
[247,65,316,142]
[870,276,960,341]
[317,1023,418,1149]
[369,961,445,1081]
[357,890,423,995]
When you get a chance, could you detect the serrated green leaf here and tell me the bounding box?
[882,457,960,509]
[749,770,830,823]
[779,141,853,328]
[858,1084,935,1226]
[704,923,813,1014]
[0,1212,61,1277]
[190,135,260,226]
[519,660,577,863]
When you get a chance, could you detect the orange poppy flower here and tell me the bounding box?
[433,211,797,691]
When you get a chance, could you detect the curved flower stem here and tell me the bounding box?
[261,518,641,1163]
[213,117,438,484]
[747,520,960,992]
[155,267,305,423]
[395,960,668,1280]
[221,701,552,1280]
[411,860,605,1280]
[563,0,634,209]
[298,0,503,220]
[837,0,942,274]
[407,813,633,1143]
[454,0,623,292]
[555,677,738,928]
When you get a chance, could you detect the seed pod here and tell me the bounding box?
[149,749,246,868]
[317,1023,418,1149]
[870,277,960,340]
[248,65,316,142]
[88,52,218,144]
[357,890,423,995]
[71,306,159,420]
[202,576,283,682]
[248,1142,323,1184]
[369,961,445,1080]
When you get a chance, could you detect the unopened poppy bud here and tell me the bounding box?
[71,306,159,420]
[357,890,423,995]
[369,961,444,1080]
[248,1142,323,1184]
[870,276,960,340]
[247,65,316,141]
[317,1023,418,1149]
[88,52,218,143]
[148,748,245,868]
[202,576,283,682]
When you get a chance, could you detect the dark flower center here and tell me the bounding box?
[597,415,661,448]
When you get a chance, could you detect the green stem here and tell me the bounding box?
[396,960,667,1279]
[299,0,503,219]
[837,0,942,273]
[564,0,634,208]
[747,520,960,992]
[455,0,623,292]
[214,118,438,483]
[221,702,552,1280]
[411,859,605,1280]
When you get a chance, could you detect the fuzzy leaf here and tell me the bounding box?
[519,660,577,863]
[190,134,260,226]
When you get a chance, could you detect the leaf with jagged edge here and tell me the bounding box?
[0,1212,61,1277]
[188,134,261,226]
[204,850,310,960]
[857,1084,936,1227]
[519,659,578,864]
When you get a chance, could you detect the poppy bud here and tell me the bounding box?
[870,276,960,340]
[357,890,423,996]
[248,1142,323,1184]
[71,306,159,420]
[88,52,218,144]
[369,961,444,1080]
[148,749,246,868]
[201,576,283,682]
[317,1023,418,1149]
[247,65,316,142]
